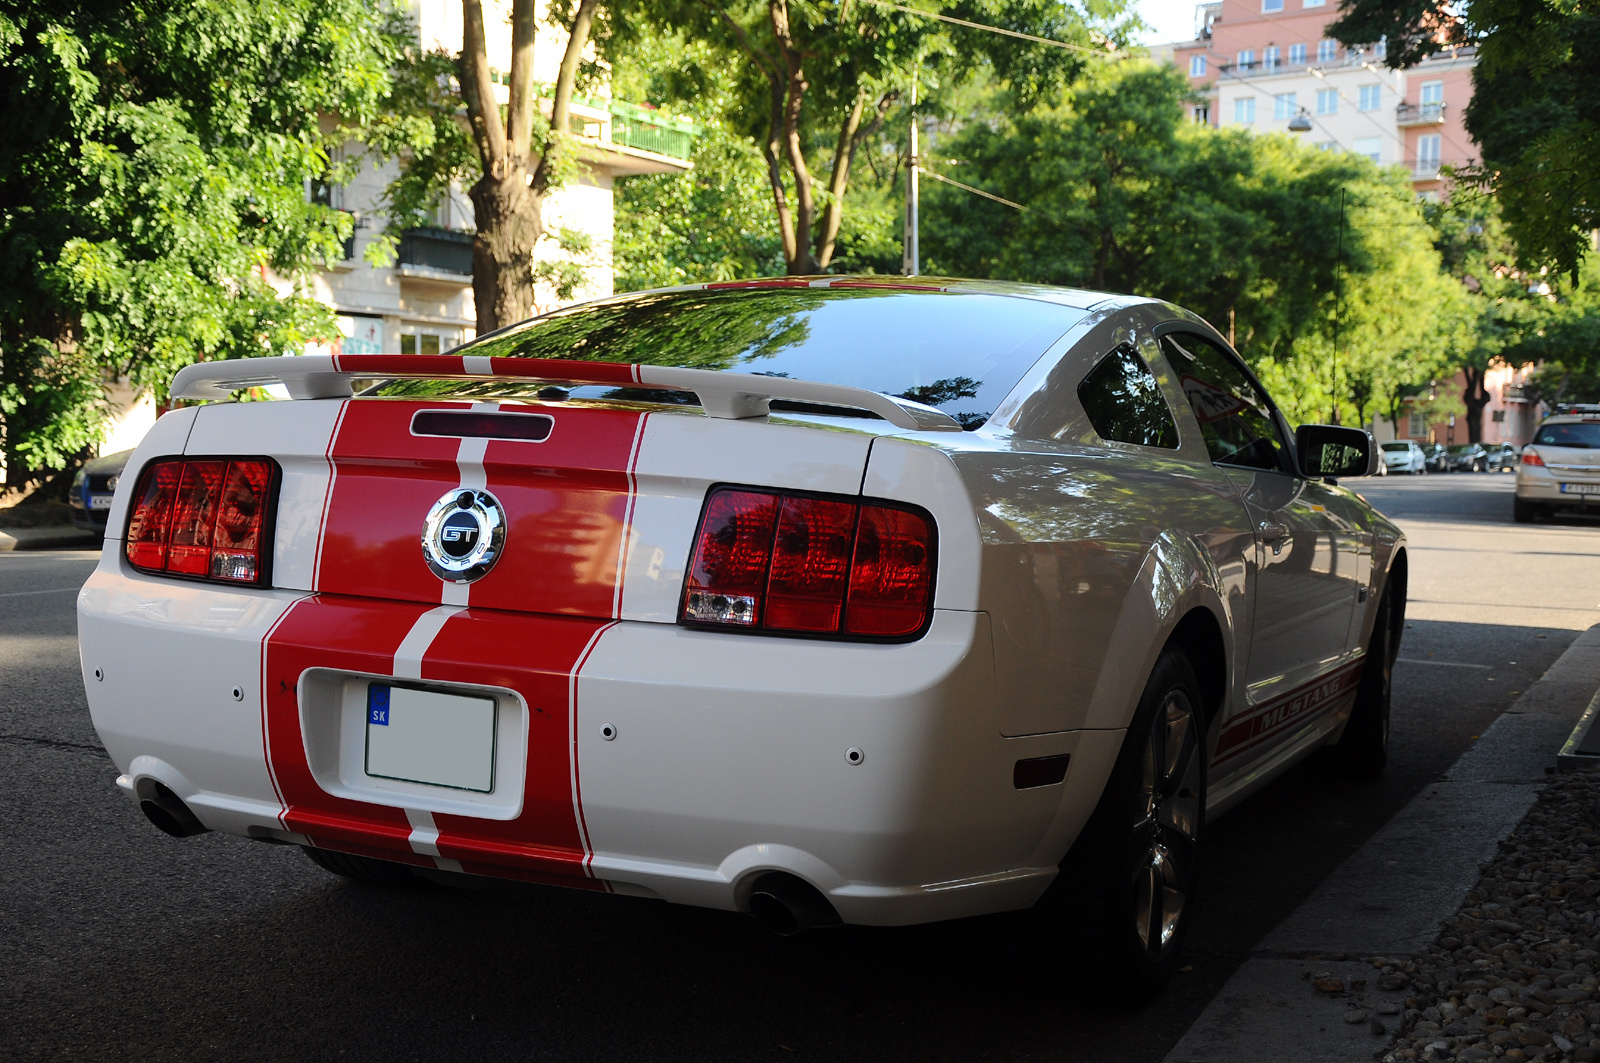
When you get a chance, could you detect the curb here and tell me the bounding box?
[1164,622,1600,1063]
[0,526,101,552]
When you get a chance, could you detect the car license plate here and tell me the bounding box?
[1559,483,1600,495]
[88,494,114,510]
[365,684,496,792]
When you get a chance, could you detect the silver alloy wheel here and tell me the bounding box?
[1132,689,1202,955]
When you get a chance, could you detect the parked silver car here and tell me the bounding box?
[1515,407,1600,521]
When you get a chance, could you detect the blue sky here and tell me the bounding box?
[1129,0,1200,45]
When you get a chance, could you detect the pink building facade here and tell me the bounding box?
[1390,364,1544,447]
[1169,0,1478,196]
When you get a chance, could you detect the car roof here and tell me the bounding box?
[466,279,1152,350]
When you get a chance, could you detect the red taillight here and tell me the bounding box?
[1522,449,1545,467]
[125,462,182,570]
[846,505,935,636]
[682,487,935,639]
[125,458,274,585]
[767,496,857,632]
[683,490,780,625]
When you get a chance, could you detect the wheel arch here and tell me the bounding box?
[1163,606,1228,730]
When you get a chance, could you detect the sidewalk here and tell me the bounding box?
[0,525,100,551]
[1165,623,1600,1063]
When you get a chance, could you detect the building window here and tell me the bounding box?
[1354,136,1382,162]
[1409,412,1425,437]
[1420,80,1443,105]
[1262,0,1283,11]
[1190,55,1208,77]
[1237,49,1255,70]
[1315,89,1337,115]
[1417,134,1441,172]
[399,333,444,356]
[1193,105,1211,124]
[1492,410,1506,423]
[1316,140,1338,151]
[1304,0,1326,7]
[1234,98,1256,124]
[1274,93,1297,120]
[1317,39,1337,62]
[1264,45,1281,70]
[1359,84,1382,111]
[1289,43,1306,64]
[1375,37,1387,59]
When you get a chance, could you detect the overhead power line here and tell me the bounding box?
[852,0,1118,56]
[916,165,1034,213]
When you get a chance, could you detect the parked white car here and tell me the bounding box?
[78,279,1405,995]
[1515,406,1600,522]
[1379,439,1428,475]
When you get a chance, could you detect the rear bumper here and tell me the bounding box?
[1516,467,1600,506]
[78,554,1114,925]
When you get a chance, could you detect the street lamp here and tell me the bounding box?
[1288,108,1313,133]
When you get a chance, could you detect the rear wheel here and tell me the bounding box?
[1513,497,1535,523]
[1329,590,1394,778]
[303,846,418,886]
[1036,649,1206,998]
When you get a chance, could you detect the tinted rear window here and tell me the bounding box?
[1534,422,1600,448]
[1380,442,1412,452]
[450,287,1085,429]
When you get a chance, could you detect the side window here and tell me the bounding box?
[1158,333,1288,471]
[1076,344,1179,449]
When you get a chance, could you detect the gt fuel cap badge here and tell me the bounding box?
[421,488,506,583]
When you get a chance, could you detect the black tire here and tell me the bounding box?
[1513,497,1535,523]
[303,846,418,886]
[1329,590,1395,778]
[1035,649,1206,998]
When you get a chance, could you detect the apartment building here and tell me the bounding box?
[1170,0,1477,197]
[299,0,694,361]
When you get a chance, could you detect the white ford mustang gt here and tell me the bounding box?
[78,278,1404,994]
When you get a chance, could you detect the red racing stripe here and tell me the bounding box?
[409,609,614,882]
[263,594,430,856]
[263,394,651,885]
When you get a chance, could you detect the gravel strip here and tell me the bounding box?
[1364,772,1600,1062]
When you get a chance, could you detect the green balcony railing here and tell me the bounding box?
[608,100,700,162]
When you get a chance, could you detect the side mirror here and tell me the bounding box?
[1296,424,1375,479]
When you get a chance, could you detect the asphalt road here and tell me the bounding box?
[4,471,1599,1063]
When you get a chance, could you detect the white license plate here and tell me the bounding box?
[365,684,496,792]
[88,494,114,510]
[1560,483,1600,495]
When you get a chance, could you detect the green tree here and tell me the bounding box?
[630,0,1125,275]
[922,60,1466,426]
[1328,0,1600,278]
[611,34,786,290]
[0,0,398,491]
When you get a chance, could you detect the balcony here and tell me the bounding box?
[398,227,474,281]
[1397,101,1447,126]
[607,100,699,162]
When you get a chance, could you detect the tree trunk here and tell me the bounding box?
[468,175,543,333]
[771,0,819,274]
[459,0,597,334]
[814,93,867,270]
[1462,364,1491,443]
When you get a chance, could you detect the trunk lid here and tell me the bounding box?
[183,397,878,622]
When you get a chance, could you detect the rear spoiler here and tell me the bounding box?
[168,354,963,432]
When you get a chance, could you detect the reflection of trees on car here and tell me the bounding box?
[388,287,1075,430]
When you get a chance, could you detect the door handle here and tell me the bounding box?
[1257,521,1289,554]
